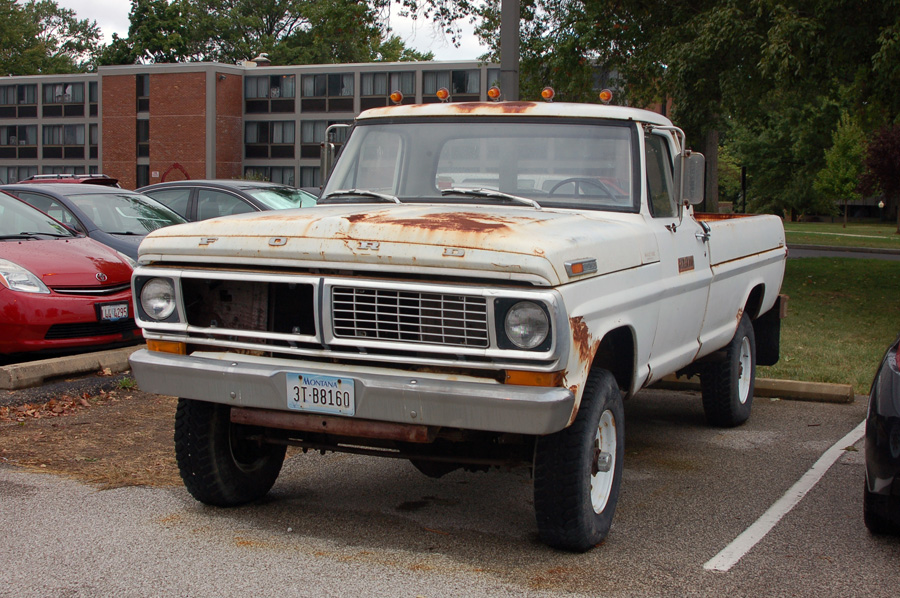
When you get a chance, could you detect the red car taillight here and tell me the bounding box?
[895,344,900,370]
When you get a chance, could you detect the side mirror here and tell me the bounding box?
[675,151,705,206]
[320,141,337,181]
[320,123,352,182]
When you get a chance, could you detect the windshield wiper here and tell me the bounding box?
[441,188,542,210]
[107,231,142,235]
[321,189,401,204]
[0,231,70,239]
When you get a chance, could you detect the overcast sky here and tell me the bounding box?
[56,0,485,61]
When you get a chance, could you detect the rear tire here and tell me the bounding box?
[533,368,624,552]
[174,399,285,506]
[864,482,900,535]
[701,312,755,427]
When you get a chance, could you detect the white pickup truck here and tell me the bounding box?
[129,100,786,552]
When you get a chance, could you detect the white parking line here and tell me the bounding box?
[704,419,866,572]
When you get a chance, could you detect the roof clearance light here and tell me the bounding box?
[541,87,555,102]
[487,86,501,101]
[599,89,613,104]
[390,90,403,105]
[436,87,450,102]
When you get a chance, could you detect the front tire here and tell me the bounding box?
[701,312,756,427]
[174,399,286,506]
[533,368,624,552]
[864,482,900,535]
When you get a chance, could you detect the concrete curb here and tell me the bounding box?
[653,375,856,404]
[0,345,143,390]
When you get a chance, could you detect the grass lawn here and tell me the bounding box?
[758,257,900,394]
[784,220,900,250]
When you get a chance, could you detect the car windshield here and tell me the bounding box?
[0,193,76,239]
[323,119,637,211]
[67,192,187,234]
[245,187,318,210]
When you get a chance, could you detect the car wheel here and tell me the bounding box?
[174,398,286,506]
[864,482,900,535]
[533,368,624,552]
[701,312,756,427]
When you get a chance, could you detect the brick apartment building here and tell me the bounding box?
[0,60,499,190]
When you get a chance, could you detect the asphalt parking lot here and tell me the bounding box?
[1,374,896,597]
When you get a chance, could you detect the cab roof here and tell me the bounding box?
[356,101,674,127]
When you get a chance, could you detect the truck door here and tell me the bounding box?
[643,132,712,381]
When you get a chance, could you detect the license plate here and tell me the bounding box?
[99,302,129,321]
[286,373,355,416]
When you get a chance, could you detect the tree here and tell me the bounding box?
[0,0,101,74]
[100,0,431,66]
[859,124,900,233]
[814,112,866,226]
[468,1,900,215]
[99,0,198,65]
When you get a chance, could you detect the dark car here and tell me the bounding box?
[0,191,140,359]
[864,333,900,534]
[137,179,317,222]
[0,183,186,261]
[16,173,121,187]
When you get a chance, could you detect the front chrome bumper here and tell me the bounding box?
[129,349,575,435]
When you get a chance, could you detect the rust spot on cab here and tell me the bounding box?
[570,316,593,364]
[444,101,541,114]
[348,212,530,234]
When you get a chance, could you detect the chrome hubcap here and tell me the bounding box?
[590,410,617,513]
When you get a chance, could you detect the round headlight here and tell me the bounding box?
[140,277,176,320]
[504,301,550,350]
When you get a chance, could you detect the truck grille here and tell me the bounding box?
[331,287,489,348]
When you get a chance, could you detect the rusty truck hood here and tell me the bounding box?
[138,204,657,285]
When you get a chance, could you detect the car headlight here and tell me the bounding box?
[0,258,50,294]
[140,277,177,320]
[504,301,550,349]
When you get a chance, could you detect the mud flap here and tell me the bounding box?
[753,294,787,367]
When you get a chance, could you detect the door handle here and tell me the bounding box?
[696,221,711,243]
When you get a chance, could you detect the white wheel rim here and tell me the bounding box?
[737,336,752,404]
[591,409,617,514]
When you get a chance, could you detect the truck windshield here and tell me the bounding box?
[323,119,637,212]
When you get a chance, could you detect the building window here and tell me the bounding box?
[43,82,84,104]
[89,81,99,116]
[243,166,295,186]
[137,164,150,188]
[299,166,320,188]
[2,84,38,116]
[42,124,85,159]
[137,120,149,157]
[42,82,84,117]
[299,119,350,159]
[90,123,99,159]
[245,120,295,159]
[42,165,86,175]
[487,68,501,90]
[0,125,37,159]
[244,75,296,114]
[423,69,480,102]
[360,72,415,109]
[2,166,37,184]
[300,73,354,112]
[137,74,149,112]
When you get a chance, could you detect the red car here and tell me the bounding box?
[0,191,141,359]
